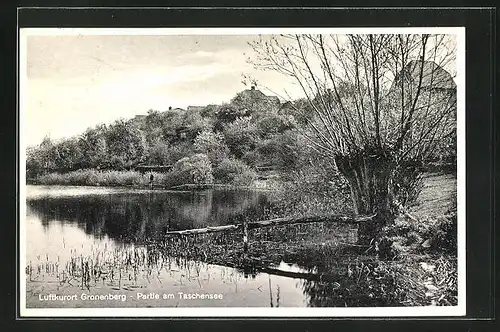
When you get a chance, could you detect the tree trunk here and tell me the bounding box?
[335,151,396,245]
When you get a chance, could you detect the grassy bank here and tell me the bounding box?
[30,168,280,191]
[32,169,167,187]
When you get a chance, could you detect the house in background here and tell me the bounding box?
[167,106,186,112]
[238,85,281,107]
[388,60,457,165]
[390,60,456,92]
[187,105,206,112]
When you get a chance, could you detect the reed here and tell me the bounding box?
[35,169,167,187]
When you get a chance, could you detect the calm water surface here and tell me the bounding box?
[25,185,321,307]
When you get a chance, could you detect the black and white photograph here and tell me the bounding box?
[19,27,465,317]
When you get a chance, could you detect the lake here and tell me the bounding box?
[24,185,399,309]
[25,185,348,308]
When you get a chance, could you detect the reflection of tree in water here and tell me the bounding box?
[300,272,400,307]
[280,246,402,307]
[27,189,274,244]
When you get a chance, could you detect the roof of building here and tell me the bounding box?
[238,86,281,105]
[398,60,456,90]
[187,105,206,111]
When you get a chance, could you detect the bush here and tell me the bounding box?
[193,130,230,166]
[223,116,259,158]
[240,150,261,167]
[256,131,300,170]
[147,140,170,165]
[213,158,257,186]
[426,212,457,254]
[162,141,195,165]
[382,210,457,256]
[164,153,213,188]
[255,113,296,138]
[269,159,353,218]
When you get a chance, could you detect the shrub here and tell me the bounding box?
[241,150,261,167]
[426,212,457,254]
[147,140,170,165]
[164,153,213,188]
[255,113,296,139]
[382,210,457,256]
[105,120,147,169]
[256,131,300,170]
[223,116,259,158]
[213,158,257,186]
[162,141,195,165]
[193,130,230,166]
[269,159,353,218]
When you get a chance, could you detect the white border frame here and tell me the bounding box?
[18,27,466,318]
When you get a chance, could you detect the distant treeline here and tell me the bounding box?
[27,87,456,187]
[26,88,311,186]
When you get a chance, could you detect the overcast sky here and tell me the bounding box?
[24,34,303,147]
[23,31,458,147]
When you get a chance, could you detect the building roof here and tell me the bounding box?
[398,60,456,90]
[239,86,268,99]
[187,105,205,111]
[238,86,281,105]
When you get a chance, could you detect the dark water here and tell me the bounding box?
[26,185,275,244]
[25,185,397,308]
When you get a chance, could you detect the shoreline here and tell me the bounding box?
[26,180,279,193]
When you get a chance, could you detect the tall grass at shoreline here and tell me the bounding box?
[34,169,167,187]
[26,222,458,307]
[31,169,277,190]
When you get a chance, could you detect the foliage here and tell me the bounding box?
[213,103,250,132]
[147,140,171,165]
[35,169,166,187]
[183,110,212,141]
[213,158,257,186]
[256,130,301,170]
[105,120,147,170]
[270,157,353,218]
[26,136,57,178]
[255,112,296,139]
[141,110,166,146]
[193,130,230,166]
[78,126,108,169]
[52,138,84,172]
[381,210,457,258]
[164,153,214,188]
[223,116,259,158]
[161,141,195,165]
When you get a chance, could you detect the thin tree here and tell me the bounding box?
[249,34,457,244]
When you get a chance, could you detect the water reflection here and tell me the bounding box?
[26,185,274,244]
[25,185,400,308]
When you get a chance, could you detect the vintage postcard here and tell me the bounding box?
[19,27,465,317]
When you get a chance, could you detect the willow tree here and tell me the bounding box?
[250,34,457,244]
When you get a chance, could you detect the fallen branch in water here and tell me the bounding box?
[165,213,377,236]
[165,224,241,235]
